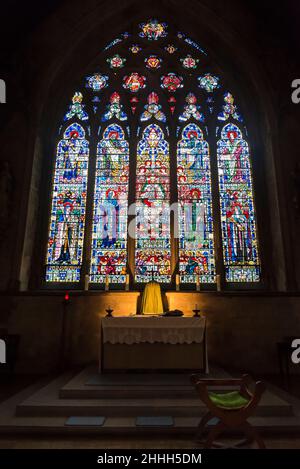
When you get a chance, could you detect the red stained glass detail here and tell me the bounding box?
[123,73,146,92]
[161,73,184,92]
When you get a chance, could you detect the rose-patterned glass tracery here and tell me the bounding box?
[46,19,261,286]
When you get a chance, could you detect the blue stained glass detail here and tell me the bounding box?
[217,123,260,282]
[86,74,109,91]
[218,92,243,122]
[102,92,127,122]
[90,124,129,283]
[64,92,88,121]
[46,123,89,282]
[177,32,207,55]
[177,123,215,283]
[135,124,171,283]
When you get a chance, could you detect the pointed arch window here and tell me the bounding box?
[135,124,171,283]
[44,19,262,289]
[217,123,260,282]
[46,123,89,282]
[177,123,215,283]
[90,124,129,283]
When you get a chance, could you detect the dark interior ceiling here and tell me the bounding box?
[0,0,299,120]
[1,0,300,63]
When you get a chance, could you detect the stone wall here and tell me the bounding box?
[2,292,300,375]
[0,0,299,292]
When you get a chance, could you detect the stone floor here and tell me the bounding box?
[0,434,299,449]
[0,367,300,448]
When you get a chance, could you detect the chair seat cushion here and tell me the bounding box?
[208,391,249,410]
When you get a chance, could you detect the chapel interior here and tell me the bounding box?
[1,0,300,449]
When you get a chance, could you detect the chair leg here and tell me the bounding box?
[242,421,266,449]
[195,411,214,441]
[204,422,226,449]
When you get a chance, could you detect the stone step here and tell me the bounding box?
[10,368,295,419]
[17,379,293,419]
[59,384,198,399]
[1,368,299,437]
[17,396,208,417]
[2,415,300,436]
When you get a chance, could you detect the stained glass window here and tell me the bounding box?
[46,123,89,282]
[102,92,127,122]
[198,74,220,93]
[107,54,126,69]
[135,124,171,283]
[217,123,260,282]
[46,19,262,288]
[179,93,204,122]
[139,19,168,40]
[90,124,129,283]
[123,73,146,92]
[145,55,162,70]
[180,55,199,69]
[64,92,89,121]
[177,124,215,283]
[85,74,108,91]
[140,92,166,122]
[161,73,184,92]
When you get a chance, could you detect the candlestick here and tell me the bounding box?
[193,304,201,318]
[105,305,113,318]
[125,274,130,291]
[105,275,110,292]
[84,274,89,291]
[196,275,200,292]
[216,274,222,292]
[176,274,180,292]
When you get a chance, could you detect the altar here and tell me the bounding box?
[100,316,207,373]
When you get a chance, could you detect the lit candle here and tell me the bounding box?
[196,275,200,291]
[125,274,130,291]
[216,274,221,292]
[176,274,180,291]
[195,304,199,311]
[105,275,110,291]
[84,274,89,291]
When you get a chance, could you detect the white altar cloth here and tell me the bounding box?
[101,316,206,345]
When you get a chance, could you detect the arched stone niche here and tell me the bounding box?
[4,0,289,292]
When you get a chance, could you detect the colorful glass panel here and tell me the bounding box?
[165,44,177,54]
[129,44,142,54]
[86,74,109,91]
[135,124,171,283]
[47,21,262,288]
[90,124,129,283]
[140,92,166,122]
[107,54,126,69]
[103,32,130,51]
[179,93,204,122]
[145,55,162,69]
[102,92,127,122]
[161,73,184,92]
[130,96,139,114]
[168,96,176,114]
[123,73,146,92]
[180,55,199,69]
[198,74,220,93]
[177,32,207,55]
[217,123,260,282]
[218,92,243,122]
[177,124,215,283]
[64,92,88,121]
[46,123,89,282]
[139,19,167,40]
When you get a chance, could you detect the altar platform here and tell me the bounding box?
[0,365,300,437]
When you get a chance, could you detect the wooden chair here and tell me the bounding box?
[190,374,266,449]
